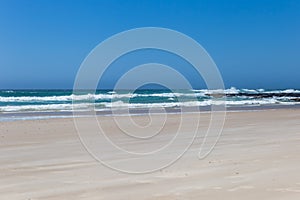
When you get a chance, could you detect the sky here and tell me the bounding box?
[0,0,299,89]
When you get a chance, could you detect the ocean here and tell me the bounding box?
[1,87,300,121]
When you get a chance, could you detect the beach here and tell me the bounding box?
[2,0,300,199]
[1,108,300,200]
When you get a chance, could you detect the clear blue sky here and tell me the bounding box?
[0,0,299,89]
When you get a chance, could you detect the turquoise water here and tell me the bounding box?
[0,88,300,114]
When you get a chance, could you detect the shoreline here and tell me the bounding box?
[1,104,300,122]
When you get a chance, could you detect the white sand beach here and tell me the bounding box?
[0,109,300,199]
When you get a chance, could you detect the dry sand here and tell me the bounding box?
[0,109,300,199]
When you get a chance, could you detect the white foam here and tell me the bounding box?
[0,103,95,112]
[0,99,298,113]
[0,92,206,102]
[263,89,300,94]
[1,88,300,113]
